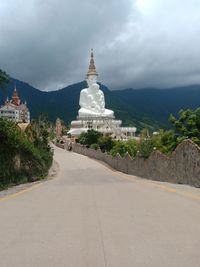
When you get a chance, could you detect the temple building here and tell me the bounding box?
[0,87,30,123]
[68,50,136,140]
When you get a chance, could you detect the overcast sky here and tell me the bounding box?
[0,0,200,91]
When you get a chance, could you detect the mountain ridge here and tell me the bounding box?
[1,78,200,131]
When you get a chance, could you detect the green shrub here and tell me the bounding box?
[110,141,128,157]
[110,139,138,158]
[152,129,178,155]
[90,143,99,150]
[98,136,114,152]
[126,139,138,157]
[137,138,154,158]
[0,118,53,190]
[78,130,102,147]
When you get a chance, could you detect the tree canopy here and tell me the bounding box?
[169,108,200,145]
[78,129,102,147]
[0,69,9,88]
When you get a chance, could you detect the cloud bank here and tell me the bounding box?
[0,0,200,90]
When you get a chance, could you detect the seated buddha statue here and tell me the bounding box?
[78,50,114,118]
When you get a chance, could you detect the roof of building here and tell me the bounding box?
[0,102,29,112]
[0,103,17,111]
[16,104,28,111]
[11,87,21,106]
[1,87,29,113]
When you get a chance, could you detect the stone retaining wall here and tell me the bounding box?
[72,140,200,187]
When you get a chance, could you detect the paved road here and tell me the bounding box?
[1,145,200,267]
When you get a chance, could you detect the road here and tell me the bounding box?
[0,145,200,267]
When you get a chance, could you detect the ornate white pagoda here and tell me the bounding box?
[68,50,136,140]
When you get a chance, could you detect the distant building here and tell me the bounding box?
[0,87,30,123]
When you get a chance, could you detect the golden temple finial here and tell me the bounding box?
[87,48,98,77]
[11,85,21,106]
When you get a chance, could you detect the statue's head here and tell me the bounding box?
[86,75,97,87]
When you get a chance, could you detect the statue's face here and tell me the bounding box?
[87,75,97,87]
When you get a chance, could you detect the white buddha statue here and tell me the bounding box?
[78,49,114,118]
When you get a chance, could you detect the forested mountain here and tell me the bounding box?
[112,85,200,129]
[1,78,200,131]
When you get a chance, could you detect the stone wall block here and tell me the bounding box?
[72,140,200,187]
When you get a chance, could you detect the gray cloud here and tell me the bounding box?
[0,0,200,90]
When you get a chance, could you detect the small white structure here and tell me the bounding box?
[68,50,136,140]
[0,87,30,123]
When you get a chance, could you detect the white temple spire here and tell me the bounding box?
[87,48,98,77]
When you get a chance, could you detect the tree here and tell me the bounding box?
[169,108,200,145]
[136,128,154,158]
[110,141,129,157]
[152,129,177,154]
[0,69,9,88]
[78,130,102,147]
[137,138,154,158]
[110,139,137,158]
[98,136,114,152]
[28,114,51,147]
[126,139,138,157]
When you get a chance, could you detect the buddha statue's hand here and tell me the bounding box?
[90,101,99,111]
[88,94,93,101]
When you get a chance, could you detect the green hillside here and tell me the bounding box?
[112,85,200,128]
[1,78,200,132]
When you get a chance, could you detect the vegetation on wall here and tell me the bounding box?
[77,130,139,157]
[0,117,53,190]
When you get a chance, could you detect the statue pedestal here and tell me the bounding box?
[69,115,136,141]
[69,116,120,136]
